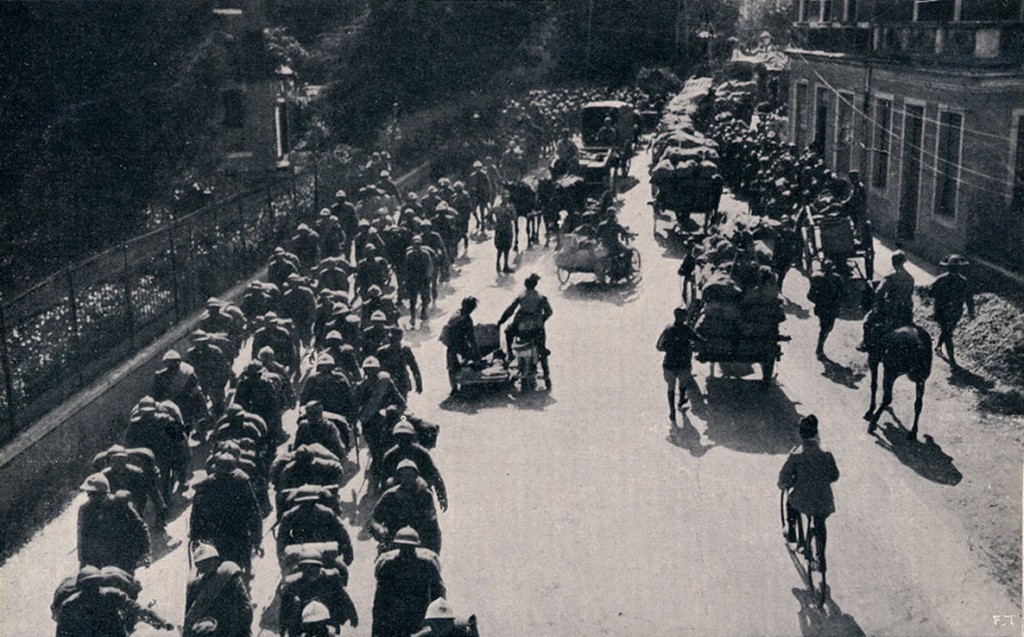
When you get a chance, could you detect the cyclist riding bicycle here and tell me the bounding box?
[778,415,839,573]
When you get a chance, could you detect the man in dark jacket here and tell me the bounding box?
[184,543,252,637]
[152,349,210,434]
[331,190,360,258]
[404,236,435,327]
[808,260,846,358]
[929,254,975,370]
[234,361,284,445]
[303,354,357,425]
[281,552,358,636]
[100,445,167,531]
[778,415,839,573]
[189,454,263,573]
[656,307,702,422]
[187,330,233,417]
[276,493,354,566]
[295,401,349,461]
[372,527,446,637]
[56,566,172,637]
[368,460,441,554]
[77,474,150,573]
[377,328,423,400]
[376,421,448,510]
[443,297,478,395]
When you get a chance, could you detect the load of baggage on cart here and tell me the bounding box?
[689,213,789,382]
[649,78,724,237]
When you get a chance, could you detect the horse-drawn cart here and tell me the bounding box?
[554,232,641,285]
[800,209,874,282]
[650,176,723,240]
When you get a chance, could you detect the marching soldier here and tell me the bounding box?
[77,474,150,573]
[183,543,253,637]
[368,460,442,554]
[372,526,446,637]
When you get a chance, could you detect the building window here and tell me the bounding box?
[872,97,892,189]
[222,89,245,129]
[915,0,954,22]
[835,92,854,176]
[795,82,809,148]
[934,110,962,219]
[813,86,830,155]
[807,0,823,21]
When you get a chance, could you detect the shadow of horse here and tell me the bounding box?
[871,420,962,486]
[688,377,802,455]
[819,355,865,389]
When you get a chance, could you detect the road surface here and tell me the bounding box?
[2,150,1020,637]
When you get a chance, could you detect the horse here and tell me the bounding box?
[503,179,541,251]
[537,174,586,248]
[864,323,933,440]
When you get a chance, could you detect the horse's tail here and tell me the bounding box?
[909,326,934,382]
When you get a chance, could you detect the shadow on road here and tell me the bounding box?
[818,355,865,389]
[786,545,866,636]
[792,586,866,637]
[439,388,513,415]
[560,280,640,306]
[616,175,640,193]
[782,297,811,319]
[666,414,714,457]
[688,377,802,455]
[871,421,962,486]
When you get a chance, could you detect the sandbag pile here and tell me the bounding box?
[693,214,785,361]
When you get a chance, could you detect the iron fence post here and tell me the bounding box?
[290,169,298,222]
[186,219,196,314]
[122,242,135,347]
[238,198,247,267]
[168,224,181,323]
[0,300,16,441]
[66,268,83,386]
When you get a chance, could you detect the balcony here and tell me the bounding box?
[790,21,1024,67]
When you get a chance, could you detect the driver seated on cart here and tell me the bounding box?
[553,128,580,176]
[498,273,553,382]
[597,213,632,263]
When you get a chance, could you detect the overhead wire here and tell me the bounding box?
[787,47,1020,201]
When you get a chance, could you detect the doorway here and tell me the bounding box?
[898,104,924,240]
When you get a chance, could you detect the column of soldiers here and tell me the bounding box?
[706,112,974,368]
[56,160,491,636]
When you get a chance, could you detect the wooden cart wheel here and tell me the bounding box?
[557,267,571,285]
[629,248,642,277]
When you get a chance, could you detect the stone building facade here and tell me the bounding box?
[787,0,1024,272]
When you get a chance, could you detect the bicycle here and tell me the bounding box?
[781,490,828,606]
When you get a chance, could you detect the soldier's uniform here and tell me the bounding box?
[189,456,262,572]
[372,528,446,637]
[184,546,252,637]
[280,556,358,636]
[77,475,150,573]
[369,464,441,554]
[277,497,354,565]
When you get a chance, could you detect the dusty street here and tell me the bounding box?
[2,150,1021,637]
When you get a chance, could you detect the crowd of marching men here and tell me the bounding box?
[53,152,499,636]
